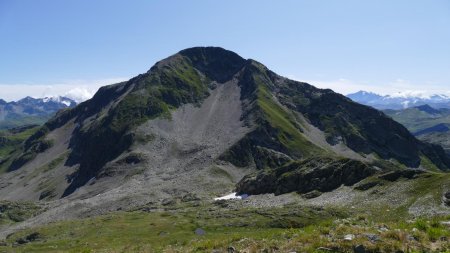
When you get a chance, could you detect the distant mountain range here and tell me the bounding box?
[0,96,76,129]
[347,90,450,109]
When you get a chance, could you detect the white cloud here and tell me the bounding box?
[64,87,100,102]
[299,78,367,95]
[0,78,128,103]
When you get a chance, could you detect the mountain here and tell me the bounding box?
[0,96,76,129]
[348,90,450,110]
[0,48,450,250]
[0,46,448,199]
[384,105,450,154]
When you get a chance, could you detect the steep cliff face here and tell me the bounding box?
[2,47,449,201]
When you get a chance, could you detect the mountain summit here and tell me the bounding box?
[0,47,449,210]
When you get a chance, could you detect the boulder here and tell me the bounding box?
[344,234,355,241]
[444,191,450,206]
[365,233,381,242]
[354,245,366,253]
[302,190,322,199]
[227,246,236,253]
[195,228,206,236]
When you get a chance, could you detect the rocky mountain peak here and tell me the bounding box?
[2,47,450,201]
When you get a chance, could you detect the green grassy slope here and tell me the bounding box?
[0,206,338,252]
[0,126,40,173]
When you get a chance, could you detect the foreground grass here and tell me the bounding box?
[0,169,449,252]
[0,204,338,252]
[0,202,449,253]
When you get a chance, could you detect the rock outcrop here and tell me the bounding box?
[236,157,376,195]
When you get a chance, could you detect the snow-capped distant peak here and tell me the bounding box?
[61,100,71,107]
[40,96,75,106]
[42,96,59,103]
[347,90,450,110]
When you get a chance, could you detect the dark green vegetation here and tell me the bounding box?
[0,125,40,172]
[0,201,42,225]
[9,126,53,171]
[384,105,450,154]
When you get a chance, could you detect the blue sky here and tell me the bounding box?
[1,0,449,101]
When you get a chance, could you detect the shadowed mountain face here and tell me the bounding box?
[4,47,450,199]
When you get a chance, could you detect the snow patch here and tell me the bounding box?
[214,192,248,201]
